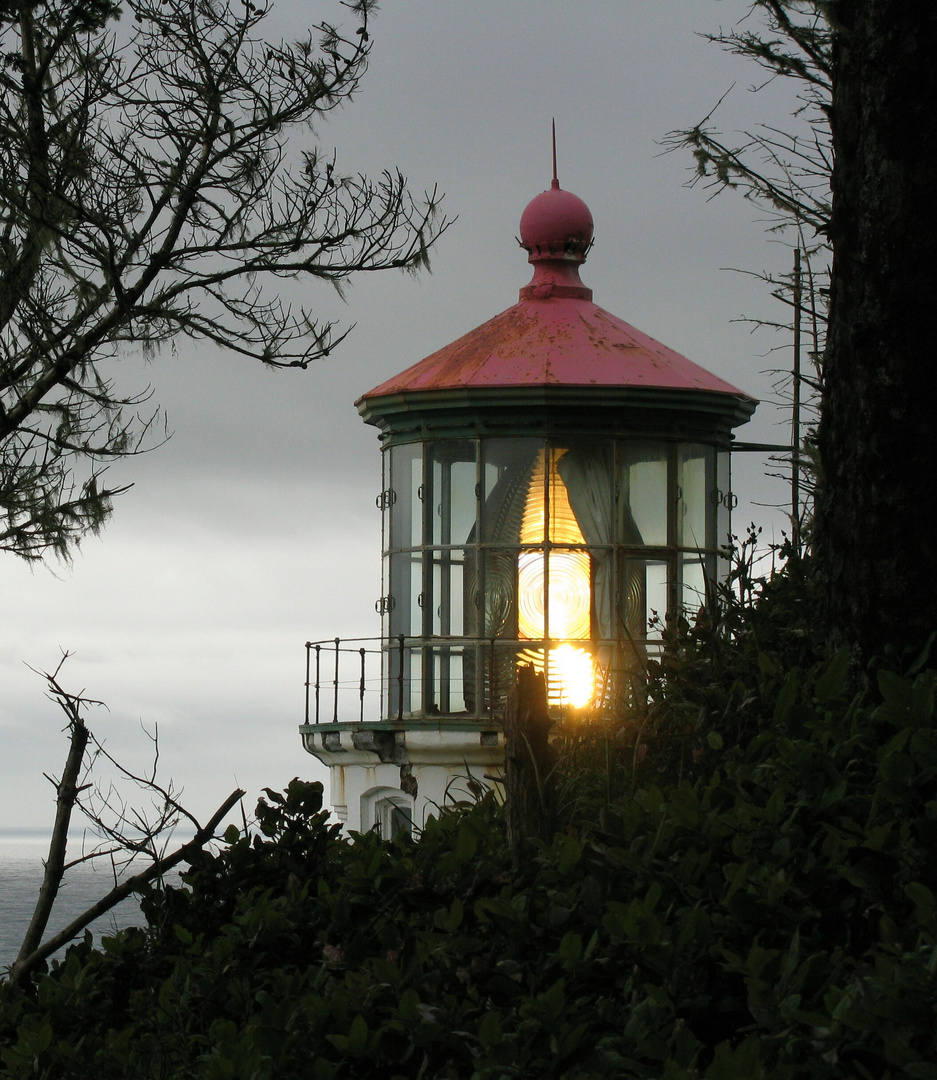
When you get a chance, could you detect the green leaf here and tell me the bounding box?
[559,931,582,964]
[758,651,781,676]
[670,782,702,827]
[398,988,420,1022]
[478,1011,502,1049]
[32,1021,52,1055]
[348,1014,368,1054]
[879,752,914,785]
[557,834,582,874]
[706,1036,767,1079]
[905,882,936,923]
[774,669,800,725]
[903,1065,937,1079]
[878,669,914,724]
[454,823,478,861]
[724,861,750,902]
[433,896,464,933]
[535,978,566,1023]
[815,647,850,702]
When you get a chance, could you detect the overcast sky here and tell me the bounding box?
[1,1,812,834]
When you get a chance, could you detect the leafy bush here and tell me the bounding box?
[2,551,935,1078]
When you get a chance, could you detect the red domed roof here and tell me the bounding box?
[519,179,594,262]
[357,172,756,433]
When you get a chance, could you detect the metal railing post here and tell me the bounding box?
[304,643,311,726]
[359,648,366,723]
[397,634,405,722]
[314,644,322,724]
[333,637,340,723]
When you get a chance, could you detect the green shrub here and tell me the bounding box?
[2,549,935,1078]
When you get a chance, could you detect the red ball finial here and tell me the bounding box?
[519,124,593,263]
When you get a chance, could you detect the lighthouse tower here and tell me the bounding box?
[300,168,756,835]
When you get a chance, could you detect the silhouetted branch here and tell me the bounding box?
[10,788,243,985]
[8,656,245,985]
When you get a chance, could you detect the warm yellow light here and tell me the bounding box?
[516,643,595,709]
[551,643,594,708]
[517,551,591,641]
[516,450,595,708]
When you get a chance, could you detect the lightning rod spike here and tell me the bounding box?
[551,118,559,189]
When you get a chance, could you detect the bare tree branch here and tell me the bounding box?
[662,1,832,538]
[7,655,246,986]
[1,0,449,559]
[9,787,244,985]
[13,654,91,967]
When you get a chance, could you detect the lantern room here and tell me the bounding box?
[356,174,756,723]
[301,166,755,834]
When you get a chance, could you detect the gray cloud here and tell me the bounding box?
[1,0,801,831]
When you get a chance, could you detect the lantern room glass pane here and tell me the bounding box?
[626,443,668,547]
[384,640,420,719]
[427,440,476,546]
[680,553,710,615]
[388,550,420,638]
[517,549,593,642]
[462,547,482,637]
[480,439,540,543]
[423,645,466,715]
[484,639,526,717]
[678,445,713,550]
[619,557,650,641]
[409,648,423,715]
[482,548,518,639]
[553,442,615,546]
[389,443,421,552]
[620,556,671,641]
[518,446,597,548]
[428,548,465,636]
[645,559,670,640]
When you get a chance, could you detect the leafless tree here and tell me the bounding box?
[9,654,244,985]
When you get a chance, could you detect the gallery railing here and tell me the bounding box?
[303,636,654,726]
[304,638,382,726]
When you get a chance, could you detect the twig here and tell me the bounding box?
[9,788,244,985]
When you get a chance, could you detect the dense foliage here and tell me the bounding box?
[2,555,936,1078]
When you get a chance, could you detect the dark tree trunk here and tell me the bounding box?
[816,0,937,666]
[503,665,555,864]
[15,714,89,969]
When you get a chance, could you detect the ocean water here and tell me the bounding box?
[0,832,179,972]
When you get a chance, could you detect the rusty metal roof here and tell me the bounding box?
[358,177,754,413]
[359,291,751,401]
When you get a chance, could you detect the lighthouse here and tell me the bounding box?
[301,167,756,834]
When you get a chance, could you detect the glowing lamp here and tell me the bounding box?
[514,448,595,708]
